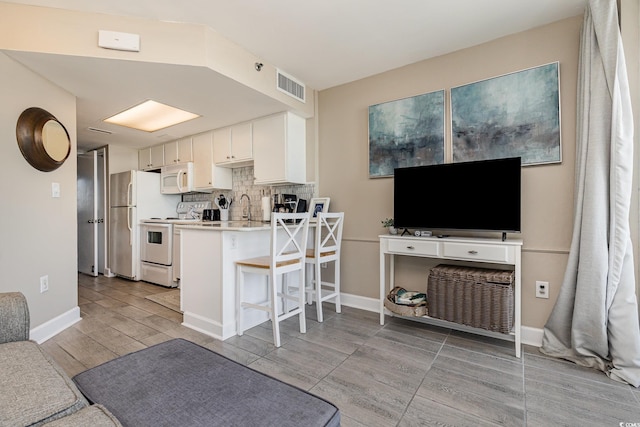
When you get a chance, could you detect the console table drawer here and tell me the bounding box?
[442,242,511,263]
[387,239,440,256]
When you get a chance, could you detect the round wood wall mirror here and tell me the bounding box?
[16,107,71,172]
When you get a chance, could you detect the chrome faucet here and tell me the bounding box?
[240,193,251,221]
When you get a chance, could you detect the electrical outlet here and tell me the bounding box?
[535,281,549,299]
[40,275,49,293]
[230,234,237,249]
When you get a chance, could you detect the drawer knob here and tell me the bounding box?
[406,246,415,250]
[468,250,478,255]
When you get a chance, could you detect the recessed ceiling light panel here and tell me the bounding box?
[104,100,199,132]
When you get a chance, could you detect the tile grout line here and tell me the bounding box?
[392,328,451,426]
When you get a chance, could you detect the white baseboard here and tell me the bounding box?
[521,326,543,347]
[30,306,81,344]
[26,295,545,350]
[182,311,225,341]
[340,293,544,348]
[340,292,380,313]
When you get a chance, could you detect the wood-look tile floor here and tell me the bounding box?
[42,274,640,426]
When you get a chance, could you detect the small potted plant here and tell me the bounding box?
[381,218,397,235]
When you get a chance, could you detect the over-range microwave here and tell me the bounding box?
[161,162,194,194]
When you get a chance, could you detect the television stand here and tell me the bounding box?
[379,234,522,357]
[400,228,411,236]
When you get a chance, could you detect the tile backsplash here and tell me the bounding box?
[183,165,315,221]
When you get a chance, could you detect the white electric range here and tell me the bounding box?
[140,201,212,287]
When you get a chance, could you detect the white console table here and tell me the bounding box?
[379,234,522,357]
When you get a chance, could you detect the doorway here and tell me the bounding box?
[77,147,107,276]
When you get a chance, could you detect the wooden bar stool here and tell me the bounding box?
[235,212,310,347]
[305,212,344,322]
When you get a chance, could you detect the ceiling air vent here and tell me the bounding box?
[88,127,112,135]
[276,69,305,103]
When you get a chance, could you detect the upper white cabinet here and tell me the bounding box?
[137,113,306,185]
[138,145,165,171]
[252,112,306,185]
[138,149,147,171]
[212,127,231,164]
[213,122,253,167]
[165,137,193,164]
[192,131,232,191]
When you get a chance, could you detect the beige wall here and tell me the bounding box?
[0,52,78,328]
[318,16,583,329]
[107,144,138,175]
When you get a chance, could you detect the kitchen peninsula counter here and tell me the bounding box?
[177,221,305,340]
[177,220,272,231]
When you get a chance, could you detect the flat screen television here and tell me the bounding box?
[393,157,521,237]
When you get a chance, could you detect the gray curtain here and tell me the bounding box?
[540,0,640,387]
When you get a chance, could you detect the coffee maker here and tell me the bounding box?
[272,194,284,213]
[272,194,307,222]
[202,209,220,221]
[283,194,298,213]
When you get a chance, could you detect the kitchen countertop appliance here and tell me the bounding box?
[140,201,211,287]
[271,194,306,222]
[214,195,231,221]
[202,208,220,221]
[108,170,180,281]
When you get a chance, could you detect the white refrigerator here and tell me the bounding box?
[109,170,180,280]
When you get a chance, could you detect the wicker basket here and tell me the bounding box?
[384,286,427,317]
[427,265,514,334]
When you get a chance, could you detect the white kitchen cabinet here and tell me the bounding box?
[181,227,270,340]
[138,149,147,171]
[164,137,193,164]
[180,224,310,340]
[213,122,253,167]
[192,131,232,191]
[212,127,231,164]
[252,112,306,185]
[138,145,165,170]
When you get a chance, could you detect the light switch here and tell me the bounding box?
[52,182,61,198]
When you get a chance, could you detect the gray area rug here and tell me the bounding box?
[73,338,340,427]
[145,289,181,313]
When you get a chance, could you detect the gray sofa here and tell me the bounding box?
[0,292,122,427]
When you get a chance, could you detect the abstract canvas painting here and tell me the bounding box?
[451,62,561,165]
[368,90,445,177]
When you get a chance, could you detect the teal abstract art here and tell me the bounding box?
[368,90,445,177]
[451,62,561,166]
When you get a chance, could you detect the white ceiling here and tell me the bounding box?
[2,0,587,151]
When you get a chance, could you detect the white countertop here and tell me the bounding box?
[176,220,272,231]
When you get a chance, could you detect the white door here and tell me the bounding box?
[77,149,107,276]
